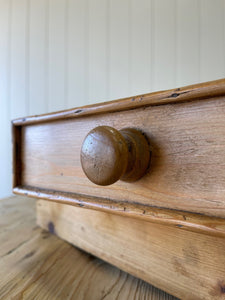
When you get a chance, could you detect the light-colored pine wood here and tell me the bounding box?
[0,195,177,300]
[37,199,225,300]
[13,184,225,239]
[13,78,225,125]
[14,79,225,217]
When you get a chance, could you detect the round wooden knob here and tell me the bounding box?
[80,126,151,186]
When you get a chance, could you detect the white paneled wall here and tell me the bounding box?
[0,0,225,198]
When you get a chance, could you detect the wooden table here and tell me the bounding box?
[0,195,178,300]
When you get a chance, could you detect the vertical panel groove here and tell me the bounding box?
[89,0,108,103]
[174,0,177,86]
[150,0,154,91]
[85,0,90,103]
[128,0,132,95]
[64,0,68,108]
[26,0,30,115]
[177,0,199,86]
[109,0,130,99]
[7,0,12,195]
[8,0,12,118]
[224,0,225,75]
[199,0,202,82]
[106,0,110,100]
[45,0,49,112]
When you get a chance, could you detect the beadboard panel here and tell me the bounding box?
[1,0,225,198]
[200,0,225,82]
[48,0,67,112]
[176,0,200,86]
[0,0,11,198]
[153,0,176,91]
[29,0,48,115]
[10,0,28,119]
[67,0,87,108]
[88,0,108,102]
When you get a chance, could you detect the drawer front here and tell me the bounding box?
[13,79,225,218]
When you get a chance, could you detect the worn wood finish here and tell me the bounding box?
[0,195,177,300]
[11,79,225,299]
[80,126,151,185]
[37,199,225,300]
[13,79,225,218]
[12,185,225,239]
[12,78,225,126]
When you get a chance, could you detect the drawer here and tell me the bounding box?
[13,78,225,218]
[13,78,225,300]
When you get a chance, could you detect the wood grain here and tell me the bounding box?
[12,78,225,125]
[13,185,225,239]
[37,198,225,300]
[0,195,177,300]
[80,126,151,185]
[15,93,225,218]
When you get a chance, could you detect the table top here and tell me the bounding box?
[0,195,178,300]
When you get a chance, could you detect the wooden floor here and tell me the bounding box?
[0,195,178,300]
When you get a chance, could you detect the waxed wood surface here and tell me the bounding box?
[0,195,177,300]
[20,95,225,218]
[37,199,225,300]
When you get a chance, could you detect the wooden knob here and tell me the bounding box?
[80,126,151,186]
